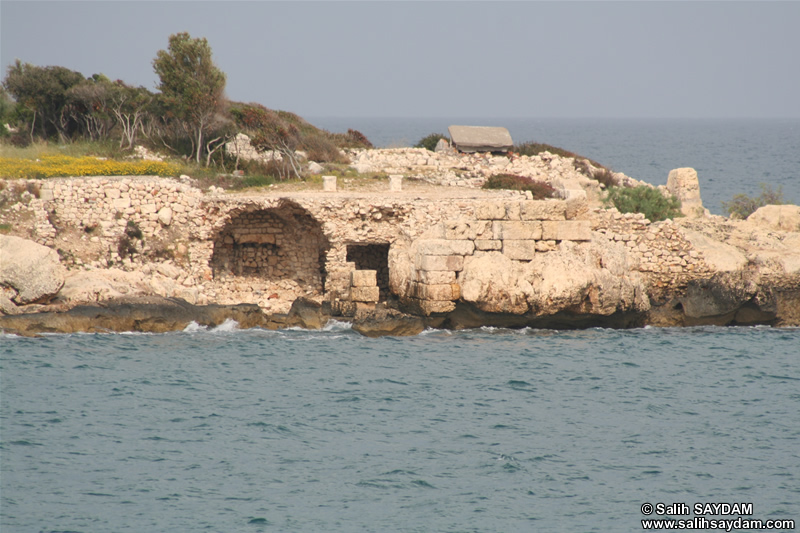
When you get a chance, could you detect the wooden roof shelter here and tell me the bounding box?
[448,125,513,153]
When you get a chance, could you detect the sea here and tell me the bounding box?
[2,118,800,532]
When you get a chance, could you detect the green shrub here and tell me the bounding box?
[722,183,785,219]
[604,186,682,222]
[414,133,448,152]
[482,173,556,200]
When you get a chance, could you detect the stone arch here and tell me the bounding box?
[211,201,330,291]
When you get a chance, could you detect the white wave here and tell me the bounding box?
[322,319,353,332]
[210,319,239,332]
[182,321,207,333]
[418,327,453,336]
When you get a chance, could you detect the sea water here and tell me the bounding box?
[310,117,800,215]
[2,325,799,532]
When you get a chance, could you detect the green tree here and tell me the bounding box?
[65,74,115,141]
[0,86,16,138]
[3,60,85,142]
[152,32,227,164]
[108,82,154,149]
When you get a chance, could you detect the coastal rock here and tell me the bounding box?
[352,308,426,337]
[308,161,324,174]
[458,241,648,317]
[0,235,66,305]
[0,296,268,336]
[746,204,800,232]
[667,168,705,218]
[680,229,747,272]
[286,297,326,329]
[56,269,149,305]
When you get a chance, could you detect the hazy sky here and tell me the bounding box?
[2,1,799,119]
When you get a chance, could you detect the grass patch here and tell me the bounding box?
[482,174,556,200]
[604,186,682,222]
[0,154,180,179]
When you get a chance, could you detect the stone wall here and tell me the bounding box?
[3,176,719,315]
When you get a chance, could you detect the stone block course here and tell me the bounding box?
[475,239,502,251]
[541,220,591,241]
[416,254,464,272]
[351,269,377,287]
[492,221,542,240]
[475,201,506,220]
[444,220,490,240]
[518,200,567,221]
[417,239,475,256]
[417,270,456,284]
[350,286,379,302]
[412,282,461,301]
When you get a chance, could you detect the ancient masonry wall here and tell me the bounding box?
[9,177,711,311]
[592,210,710,297]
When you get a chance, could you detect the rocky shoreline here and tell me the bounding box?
[2,147,799,337]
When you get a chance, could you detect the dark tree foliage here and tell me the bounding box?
[3,60,85,141]
[414,132,448,152]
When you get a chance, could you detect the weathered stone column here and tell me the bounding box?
[323,175,337,192]
[389,175,403,192]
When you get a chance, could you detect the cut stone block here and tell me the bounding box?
[541,220,592,241]
[417,270,456,284]
[492,221,542,240]
[519,199,567,221]
[351,269,377,287]
[413,282,461,301]
[417,239,475,256]
[503,240,537,260]
[475,201,507,220]
[389,175,403,191]
[323,175,337,192]
[475,239,502,251]
[416,254,464,272]
[350,286,379,302]
[237,233,276,244]
[535,240,557,252]
[505,202,521,221]
[444,220,489,240]
[565,195,589,220]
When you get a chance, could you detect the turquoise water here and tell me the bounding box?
[2,324,799,531]
[310,117,800,215]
